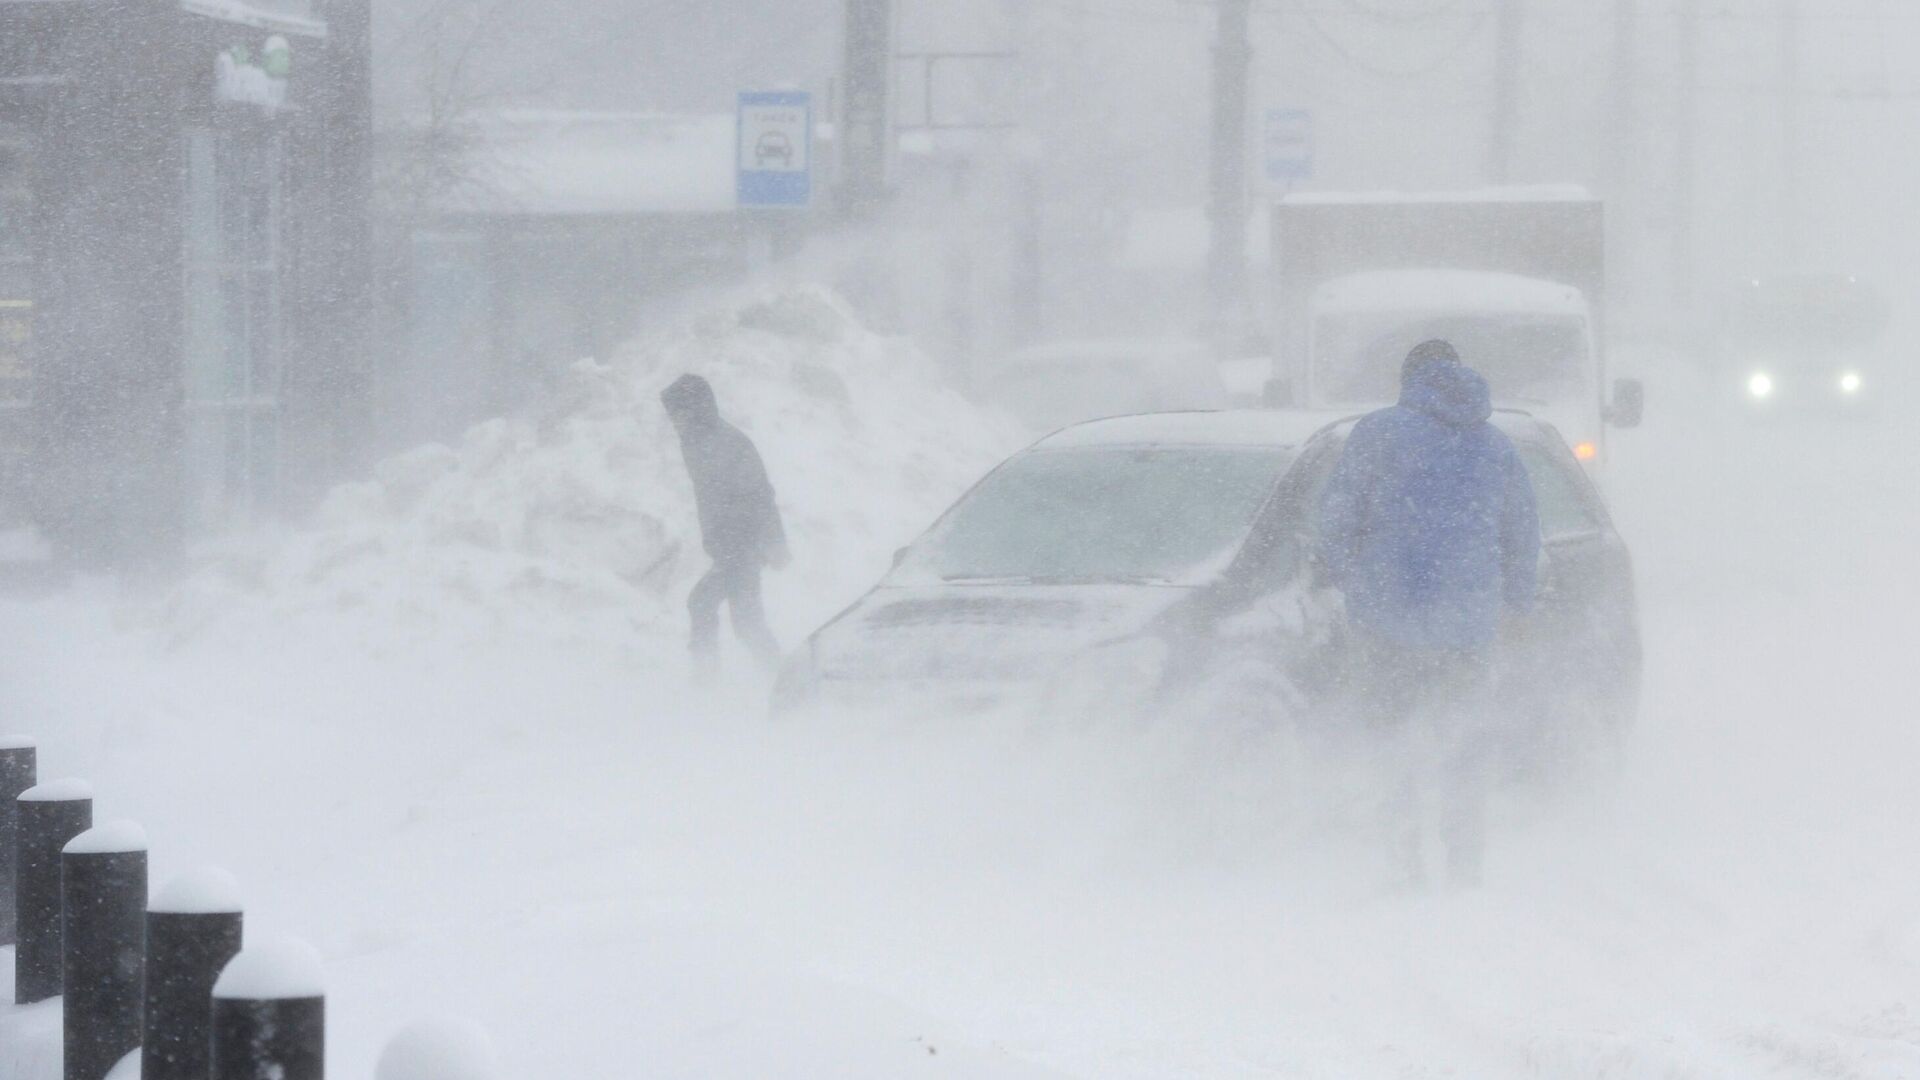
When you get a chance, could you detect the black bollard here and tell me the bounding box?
[15,778,93,1004]
[0,735,35,946]
[62,821,148,1080]
[145,868,244,1080]
[212,939,326,1080]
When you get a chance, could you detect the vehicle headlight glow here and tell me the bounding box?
[1747,372,1775,399]
[1839,371,1863,395]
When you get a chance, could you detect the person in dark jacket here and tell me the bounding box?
[1317,339,1540,887]
[662,374,788,677]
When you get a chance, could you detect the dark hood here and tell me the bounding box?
[661,373,720,431]
[1400,360,1493,428]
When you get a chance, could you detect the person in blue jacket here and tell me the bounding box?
[1317,339,1540,887]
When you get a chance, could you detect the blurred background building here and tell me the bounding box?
[0,0,372,567]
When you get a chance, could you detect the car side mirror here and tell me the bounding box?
[1262,376,1296,408]
[1607,378,1644,429]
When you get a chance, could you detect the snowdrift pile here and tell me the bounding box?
[157,288,1023,656]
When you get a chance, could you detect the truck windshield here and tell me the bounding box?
[1313,313,1589,405]
[896,447,1291,586]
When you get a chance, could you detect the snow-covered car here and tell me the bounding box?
[774,409,1641,762]
[773,410,1333,716]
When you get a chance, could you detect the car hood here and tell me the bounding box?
[808,583,1194,684]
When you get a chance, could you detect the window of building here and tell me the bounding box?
[0,125,34,524]
[0,125,32,403]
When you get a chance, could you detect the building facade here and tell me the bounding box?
[377,110,758,449]
[0,0,370,566]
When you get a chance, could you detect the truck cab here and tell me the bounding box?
[1306,269,1607,463]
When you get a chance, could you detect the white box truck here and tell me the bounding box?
[1270,188,1641,465]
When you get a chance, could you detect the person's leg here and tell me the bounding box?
[1354,635,1430,885]
[1436,650,1495,887]
[1441,748,1488,887]
[687,562,726,678]
[724,558,781,670]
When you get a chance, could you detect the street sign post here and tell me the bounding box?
[1263,108,1313,184]
[737,91,812,208]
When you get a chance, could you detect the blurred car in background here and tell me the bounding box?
[1719,273,1888,416]
[775,409,1640,772]
[973,340,1230,434]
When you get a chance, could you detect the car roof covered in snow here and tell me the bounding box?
[1314,408,1569,447]
[1032,410,1350,451]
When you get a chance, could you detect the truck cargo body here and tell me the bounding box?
[1271,190,1624,461]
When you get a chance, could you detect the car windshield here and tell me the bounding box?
[1313,312,1589,405]
[896,446,1292,585]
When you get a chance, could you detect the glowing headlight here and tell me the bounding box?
[1839,371,1863,395]
[1747,372,1775,399]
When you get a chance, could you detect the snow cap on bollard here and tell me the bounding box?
[151,866,244,914]
[63,819,148,855]
[214,937,326,1000]
[377,1016,502,1080]
[20,777,93,801]
[0,734,34,749]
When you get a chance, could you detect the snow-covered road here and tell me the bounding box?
[3,384,1917,1078]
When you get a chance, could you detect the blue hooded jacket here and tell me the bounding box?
[1316,359,1540,650]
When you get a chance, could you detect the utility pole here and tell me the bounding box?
[1486,0,1524,183]
[1779,0,1802,263]
[1206,0,1253,341]
[1605,0,1638,200]
[840,0,892,220]
[1603,0,1638,334]
[1672,0,1698,308]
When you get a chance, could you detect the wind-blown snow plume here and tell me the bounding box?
[154,287,1022,655]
